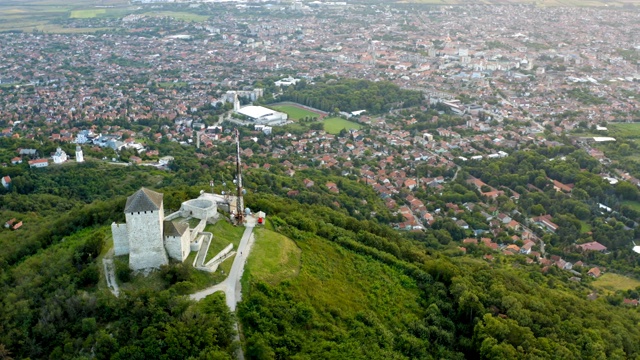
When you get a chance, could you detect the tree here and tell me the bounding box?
[0,344,13,360]
[615,181,638,201]
[530,204,545,216]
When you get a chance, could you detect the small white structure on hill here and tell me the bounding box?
[76,146,84,163]
[112,188,218,271]
[52,147,68,164]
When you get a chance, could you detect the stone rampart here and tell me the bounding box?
[205,243,233,267]
[111,223,129,256]
[180,199,217,220]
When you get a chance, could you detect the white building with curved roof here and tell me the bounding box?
[236,105,288,124]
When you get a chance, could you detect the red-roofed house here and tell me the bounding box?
[404,178,417,190]
[28,159,48,168]
[588,267,602,278]
[552,180,574,193]
[326,182,339,194]
[577,241,607,253]
[532,215,559,233]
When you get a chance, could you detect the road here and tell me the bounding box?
[190,216,256,311]
[452,165,462,181]
[189,217,257,360]
[102,251,120,297]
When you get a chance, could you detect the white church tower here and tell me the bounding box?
[75,145,84,163]
[124,188,168,270]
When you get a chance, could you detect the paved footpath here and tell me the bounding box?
[190,218,255,310]
[102,255,120,297]
[190,218,256,360]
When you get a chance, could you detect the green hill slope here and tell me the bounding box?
[237,193,640,359]
[240,227,428,359]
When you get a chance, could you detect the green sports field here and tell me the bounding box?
[269,105,321,121]
[323,117,362,134]
[608,123,640,138]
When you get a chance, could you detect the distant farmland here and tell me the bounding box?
[69,9,105,18]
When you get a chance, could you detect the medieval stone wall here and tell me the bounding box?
[165,231,190,262]
[180,199,217,220]
[126,209,168,270]
[190,218,207,241]
[111,223,129,256]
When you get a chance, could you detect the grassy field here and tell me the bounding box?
[323,117,362,134]
[204,220,245,263]
[592,273,640,292]
[142,11,209,22]
[69,9,105,18]
[245,227,301,285]
[622,200,640,212]
[608,123,640,138]
[268,104,321,121]
[244,233,423,326]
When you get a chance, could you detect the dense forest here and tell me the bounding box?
[273,77,424,114]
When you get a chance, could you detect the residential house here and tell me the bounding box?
[326,182,339,194]
[28,159,49,168]
[456,219,470,230]
[532,215,559,233]
[303,178,315,188]
[2,175,10,189]
[130,156,142,164]
[552,180,574,193]
[520,240,535,254]
[588,267,602,278]
[577,241,607,253]
[5,218,21,230]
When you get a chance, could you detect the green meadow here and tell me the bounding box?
[323,117,362,134]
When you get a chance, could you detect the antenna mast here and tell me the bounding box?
[235,129,244,223]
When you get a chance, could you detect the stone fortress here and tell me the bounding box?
[111,187,220,271]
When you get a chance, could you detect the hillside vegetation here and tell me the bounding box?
[238,193,640,359]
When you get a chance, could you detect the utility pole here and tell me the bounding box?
[235,129,244,223]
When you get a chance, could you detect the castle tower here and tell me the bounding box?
[75,145,84,163]
[124,188,168,270]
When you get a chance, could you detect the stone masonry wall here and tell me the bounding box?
[190,218,207,241]
[165,231,190,262]
[111,223,129,256]
[126,209,168,270]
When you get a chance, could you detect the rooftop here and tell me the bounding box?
[124,187,163,213]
